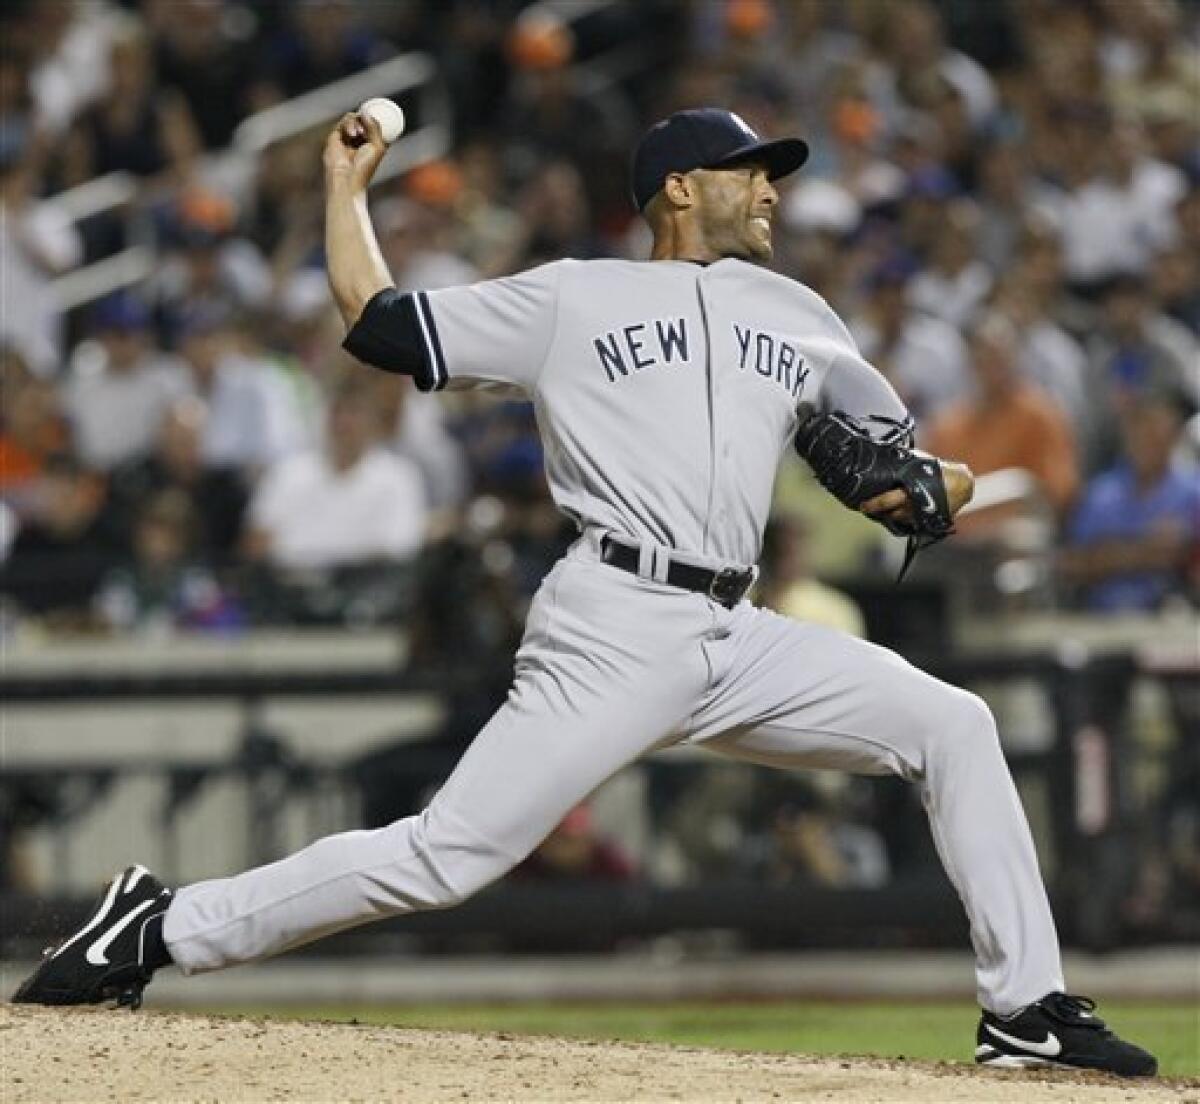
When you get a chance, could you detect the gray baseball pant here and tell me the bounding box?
[164,541,1064,1014]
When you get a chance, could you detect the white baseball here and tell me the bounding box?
[358,98,406,145]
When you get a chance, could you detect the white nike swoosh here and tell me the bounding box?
[914,485,936,514]
[85,899,155,966]
[985,1022,1063,1057]
[49,876,122,961]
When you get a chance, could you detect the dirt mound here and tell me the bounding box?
[1,1005,1192,1103]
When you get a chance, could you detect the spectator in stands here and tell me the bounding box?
[499,8,629,218]
[58,15,199,188]
[63,293,190,471]
[257,0,393,101]
[0,346,70,512]
[975,137,1044,272]
[755,0,860,159]
[849,255,970,424]
[758,514,866,639]
[739,776,890,889]
[1177,185,1200,267]
[1061,391,1199,613]
[261,270,344,428]
[990,269,1090,438]
[867,0,997,136]
[1109,115,1188,238]
[0,38,35,138]
[1085,271,1200,466]
[95,487,243,634]
[14,0,122,138]
[1105,0,1200,147]
[923,312,1080,522]
[1047,109,1184,290]
[243,381,426,572]
[818,70,906,209]
[148,0,260,150]
[908,197,993,327]
[176,305,316,473]
[105,397,249,566]
[373,373,468,515]
[777,177,863,309]
[242,134,324,263]
[0,452,119,621]
[153,188,273,346]
[376,191,480,294]
[514,158,607,266]
[1023,6,1107,150]
[436,3,512,139]
[0,121,82,375]
[898,164,961,263]
[454,138,528,278]
[1151,241,1200,335]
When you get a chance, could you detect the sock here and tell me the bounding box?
[141,908,174,971]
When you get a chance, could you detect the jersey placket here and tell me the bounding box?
[695,267,736,563]
[695,270,720,558]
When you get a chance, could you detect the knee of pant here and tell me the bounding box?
[933,688,1002,760]
[409,812,518,909]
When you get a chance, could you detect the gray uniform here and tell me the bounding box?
[163,258,1064,1014]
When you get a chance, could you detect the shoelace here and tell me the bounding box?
[1043,992,1107,1029]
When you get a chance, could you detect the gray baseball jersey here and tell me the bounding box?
[413,257,910,566]
[164,257,1064,1017]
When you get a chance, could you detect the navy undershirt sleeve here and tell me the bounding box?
[341,287,439,392]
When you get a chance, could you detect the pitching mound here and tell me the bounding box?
[1,1005,1192,1103]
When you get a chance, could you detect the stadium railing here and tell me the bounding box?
[43,51,452,313]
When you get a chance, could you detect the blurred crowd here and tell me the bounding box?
[1,0,1198,647]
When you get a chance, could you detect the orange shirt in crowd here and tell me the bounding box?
[923,384,1080,516]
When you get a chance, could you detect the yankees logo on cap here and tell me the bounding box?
[631,107,810,212]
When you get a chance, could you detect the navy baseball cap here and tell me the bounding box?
[631,108,809,212]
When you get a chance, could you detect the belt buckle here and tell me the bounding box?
[708,567,746,607]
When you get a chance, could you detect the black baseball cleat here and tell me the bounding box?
[976,992,1157,1077]
[11,865,173,1011]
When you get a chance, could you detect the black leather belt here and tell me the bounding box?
[600,535,755,609]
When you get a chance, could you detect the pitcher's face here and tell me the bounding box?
[692,161,779,261]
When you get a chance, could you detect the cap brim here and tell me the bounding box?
[708,137,810,182]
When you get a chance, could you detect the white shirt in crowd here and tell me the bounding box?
[908,261,994,329]
[1049,158,1186,283]
[64,341,191,469]
[249,448,426,571]
[849,312,970,424]
[1019,319,1090,430]
[201,352,322,471]
[390,390,468,511]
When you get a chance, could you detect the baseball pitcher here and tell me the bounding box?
[15,107,1156,1078]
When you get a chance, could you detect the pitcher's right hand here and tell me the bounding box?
[323,112,387,195]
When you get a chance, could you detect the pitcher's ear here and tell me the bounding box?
[663,171,696,210]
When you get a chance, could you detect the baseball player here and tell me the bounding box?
[15,108,1156,1078]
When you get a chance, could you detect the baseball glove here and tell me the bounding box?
[794,410,954,580]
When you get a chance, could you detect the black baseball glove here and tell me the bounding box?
[794,410,955,580]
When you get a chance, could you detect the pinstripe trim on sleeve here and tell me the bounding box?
[867,413,916,447]
[413,291,448,391]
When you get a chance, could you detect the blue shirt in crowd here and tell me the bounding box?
[1069,462,1200,612]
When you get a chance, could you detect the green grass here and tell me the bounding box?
[197,1000,1200,1078]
